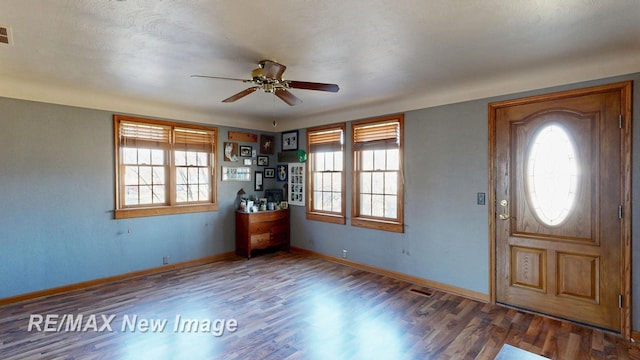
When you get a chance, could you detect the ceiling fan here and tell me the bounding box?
[191,59,339,106]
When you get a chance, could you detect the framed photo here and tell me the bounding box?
[282,130,298,151]
[280,201,288,209]
[257,156,269,166]
[240,145,252,157]
[243,158,252,166]
[223,142,239,162]
[254,171,263,191]
[221,166,251,181]
[264,168,275,178]
[259,134,275,155]
[288,163,305,206]
[276,164,288,182]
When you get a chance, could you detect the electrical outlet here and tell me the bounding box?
[163,256,169,265]
[342,249,348,259]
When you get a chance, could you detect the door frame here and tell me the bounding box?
[488,81,632,338]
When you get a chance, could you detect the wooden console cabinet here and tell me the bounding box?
[235,209,290,258]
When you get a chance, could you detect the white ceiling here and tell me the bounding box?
[1,1,639,131]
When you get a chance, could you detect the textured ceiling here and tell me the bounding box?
[1,0,639,131]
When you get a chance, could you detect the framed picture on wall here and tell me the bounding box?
[282,130,298,151]
[264,168,275,178]
[254,171,263,191]
[240,145,252,157]
[257,156,269,166]
[276,164,288,182]
[259,134,275,155]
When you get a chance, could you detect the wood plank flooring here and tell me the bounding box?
[1,252,638,359]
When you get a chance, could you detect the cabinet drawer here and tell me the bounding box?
[270,232,288,246]
[250,233,270,249]
[271,221,289,235]
[249,210,287,223]
[249,221,275,234]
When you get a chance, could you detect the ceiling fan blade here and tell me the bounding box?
[222,87,259,103]
[274,88,303,106]
[287,80,339,93]
[191,75,249,82]
[260,60,287,80]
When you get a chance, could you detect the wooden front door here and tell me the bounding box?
[489,82,632,332]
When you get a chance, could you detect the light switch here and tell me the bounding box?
[477,192,486,205]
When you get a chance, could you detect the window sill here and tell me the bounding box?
[351,217,403,233]
[306,212,346,225]
[115,203,218,219]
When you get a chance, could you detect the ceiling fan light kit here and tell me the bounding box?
[192,59,339,106]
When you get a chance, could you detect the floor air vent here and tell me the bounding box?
[409,287,434,297]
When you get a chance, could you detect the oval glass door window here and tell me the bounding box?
[525,124,579,226]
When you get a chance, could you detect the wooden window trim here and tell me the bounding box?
[306,123,346,224]
[114,115,218,219]
[351,114,404,233]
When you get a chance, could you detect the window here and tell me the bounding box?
[306,123,346,224]
[352,115,404,232]
[114,115,218,219]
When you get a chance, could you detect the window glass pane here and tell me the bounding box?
[176,168,188,185]
[196,152,208,166]
[362,150,374,171]
[175,150,186,166]
[186,151,197,166]
[314,173,323,191]
[361,172,372,193]
[384,195,397,218]
[314,191,323,211]
[198,168,209,183]
[176,185,187,202]
[198,184,209,201]
[322,192,332,210]
[139,185,153,204]
[138,166,152,185]
[385,172,397,194]
[315,152,325,172]
[325,152,334,171]
[332,173,341,192]
[123,148,137,164]
[334,151,343,171]
[332,193,341,212]
[152,167,165,185]
[125,186,138,205]
[153,185,165,204]
[386,148,399,170]
[138,149,151,165]
[188,168,199,183]
[322,173,332,191]
[124,166,139,185]
[151,149,164,165]
[371,195,384,217]
[361,194,372,216]
[371,172,384,194]
[187,185,199,202]
[374,150,386,170]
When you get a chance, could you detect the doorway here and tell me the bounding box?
[488,81,632,336]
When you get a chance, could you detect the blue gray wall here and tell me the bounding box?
[0,98,277,298]
[1,73,639,327]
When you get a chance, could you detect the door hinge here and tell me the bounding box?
[618,205,623,219]
[619,294,623,308]
[619,114,623,129]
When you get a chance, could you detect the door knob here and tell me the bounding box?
[499,200,513,220]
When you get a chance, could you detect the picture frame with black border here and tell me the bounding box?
[240,145,252,157]
[264,167,275,178]
[254,171,263,191]
[281,130,298,151]
[257,156,269,166]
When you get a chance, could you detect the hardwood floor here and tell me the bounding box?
[0,252,638,359]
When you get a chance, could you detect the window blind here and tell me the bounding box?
[120,121,171,150]
[353,120,400,150]
[308,128,343,152]
[174,128,215,152]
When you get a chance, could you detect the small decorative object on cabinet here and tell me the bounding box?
[235,209,290,259]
